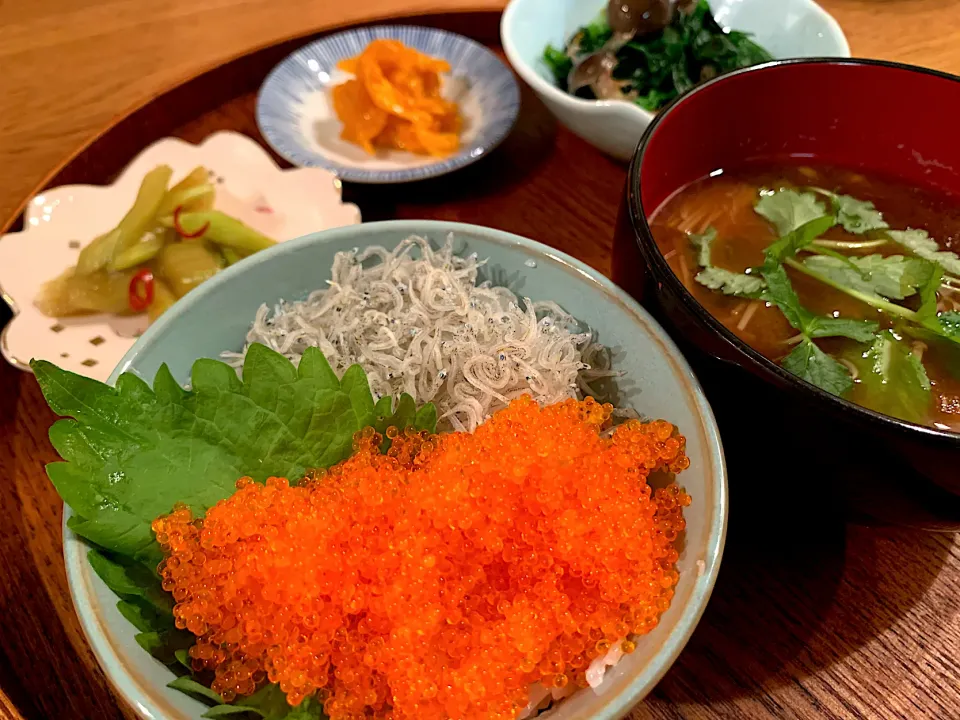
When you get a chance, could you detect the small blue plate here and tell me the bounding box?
[257,25,521,184]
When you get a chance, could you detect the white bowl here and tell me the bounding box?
[501,0,851,161]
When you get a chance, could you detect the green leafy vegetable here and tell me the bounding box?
[31,344,391,564]
[940,311,960,339]
[546,0,771,111]
[759,241,877,395]
[87,549,171,614]
[855,331,932,423]
[372,393,438,452]
[168,677,226,706]
[542,45,573,86]
[760,263,878,342]
[135,628,194,666]
[205,684,326,719]
[33,344,440,717]
[574,15,613,54]
[689,228,765,297]
[762,215,837,266]
[782,340,854,397]
[806,316,880,343]
[116,600,174,635]
[694,267,766,296]
[812,190,889,234]
[755,190,828,236]
[801,254,935,300]
[888,228,960,276]
[784,257,917,320]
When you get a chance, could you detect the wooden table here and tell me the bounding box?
[1,2,960,720]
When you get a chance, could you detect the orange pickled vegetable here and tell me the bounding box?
[332,39,462,157]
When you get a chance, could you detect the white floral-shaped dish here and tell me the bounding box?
[0,131,361,381]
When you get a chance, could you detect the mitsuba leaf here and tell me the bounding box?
[916,265,945,328]
[812,190,889,234]
[806,316,879,343]
[31,344,388,564]
[857,331,932,424]
[801,254,935,300]
[689,227,716,268]
[782,339,854,397]
[759,263,811,331]
[695,267,766,297]
[689,227,766,297]
[888,228,960,276]
[755,189,829,236]
[763,215,837,267]
[761,263,878,341]
[939,311,960,339]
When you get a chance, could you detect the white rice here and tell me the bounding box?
[224,235,617,431]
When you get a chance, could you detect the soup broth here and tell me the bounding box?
[651,164,960,433]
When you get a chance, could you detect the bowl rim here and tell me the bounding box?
[626,56,960,447]
[255,25,521,185]
[499,0,850,120]
[64,219,729,720]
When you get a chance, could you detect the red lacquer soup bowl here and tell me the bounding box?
[613,58,960,530]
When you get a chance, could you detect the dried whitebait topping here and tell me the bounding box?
[223,235,615,431]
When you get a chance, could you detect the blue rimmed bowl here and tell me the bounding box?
[64,220,726,719]
[256,26,521,184]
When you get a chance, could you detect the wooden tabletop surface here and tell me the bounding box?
[2,1,960,719]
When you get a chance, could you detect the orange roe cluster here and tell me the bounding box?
[153,396,691,720]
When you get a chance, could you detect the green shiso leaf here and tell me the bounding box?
[205,684,326,719]
[31,344,385,564]
[34,343,435,718]
[168,677,226,706]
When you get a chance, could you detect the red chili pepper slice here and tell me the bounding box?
[173,205,210,239]
[129,269,155,312]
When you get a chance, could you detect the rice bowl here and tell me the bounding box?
[57,221,726,720]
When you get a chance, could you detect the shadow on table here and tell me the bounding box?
[638,443,950,715]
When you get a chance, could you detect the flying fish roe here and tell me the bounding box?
[153,396,691,719]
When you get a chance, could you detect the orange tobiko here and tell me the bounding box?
[153,396,691,719]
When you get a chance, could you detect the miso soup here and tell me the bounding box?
[651,164,960,433]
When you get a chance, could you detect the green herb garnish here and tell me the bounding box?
[32,344,436,716]
[887,228,960,276]
[689,227,765,297]
[854,330,932,424]
[811,189,889,234]
[801,254,934,300]
[755,189,828,236]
